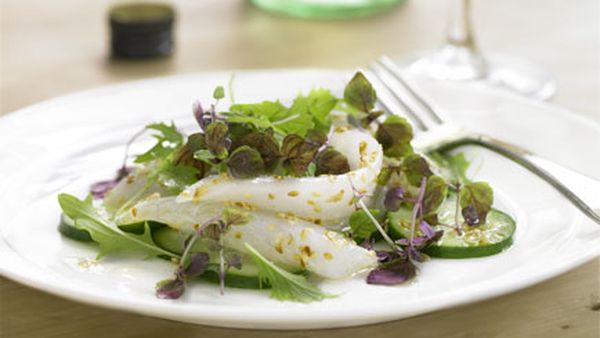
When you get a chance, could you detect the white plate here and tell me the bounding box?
[0,69,599,330]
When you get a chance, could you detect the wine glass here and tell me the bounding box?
[406,0,556,101]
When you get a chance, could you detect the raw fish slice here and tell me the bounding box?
[117,197,377,279]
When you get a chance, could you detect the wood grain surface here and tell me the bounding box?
[1,0,599,337]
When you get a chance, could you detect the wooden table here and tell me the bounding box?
[1,0,599,337]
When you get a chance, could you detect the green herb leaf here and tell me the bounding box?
[226,145,265,178]
[349,208,384,242]
[134,122,183,163]
[447,153,471,184]
[58,194,177,259]
[205,121,230,160]
[376,115,414,159]
[460,182,494,225]
[230,101,289,122]
[156,164,199,193]
[402,154,433,186]
[344,72,376,113]
[422,175,448,216]
[194,149,216,164]
[213,86,225,100]
[315,147,350,176]
[244,243,331,303]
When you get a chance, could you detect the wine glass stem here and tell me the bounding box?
[444,0,488,76]
[446,0,477,50]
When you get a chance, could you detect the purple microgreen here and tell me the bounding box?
[360,110,384,128]
[315,146,351,176]
[205,121,231,160]
[375,115,414,159]
[349,178,402,253]
[89,166,131,199]
[459,182,494,226]
[193,101,206,130]
[462,205,481,227]
[405,177,427,261]
[367,256,416,285]
[402,154,433,186]
[225,252,242,270]
[280,134,320,176]
[226,145,265,178]
[419,219,436,239]
[183,252,210,277]
[384,187,405,212]
[422,176,448,216]
[343,72,377,113]
[231,131,281,171]
[156,277,185,299]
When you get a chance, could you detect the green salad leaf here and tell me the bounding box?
[244,243,331,303]
[349,208,385,242]
[134,122,183,163]
[58,194,177,259]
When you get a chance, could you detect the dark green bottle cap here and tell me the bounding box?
[109,3,175,59]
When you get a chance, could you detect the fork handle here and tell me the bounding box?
[434,135,600,225]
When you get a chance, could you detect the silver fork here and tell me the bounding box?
[368,55,600,225]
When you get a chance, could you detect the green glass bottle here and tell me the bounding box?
[250,0,406,19]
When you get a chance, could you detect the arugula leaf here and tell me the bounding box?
[230,101,289,122]
[134,122,183,163]
[344,72,376,113]
[349,208,384,242]
[225,91,336,138]
[244,243,331,303]
[460,182,493,226]
[288,89,338,133]
[274,111,315,137]
[58,193,177,259]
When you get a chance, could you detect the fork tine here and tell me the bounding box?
[378,55,445,124]
[367,63,429,132]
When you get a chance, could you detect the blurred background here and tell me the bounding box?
[1,0,599,120]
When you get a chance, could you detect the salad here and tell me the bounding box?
[57,72,516,303]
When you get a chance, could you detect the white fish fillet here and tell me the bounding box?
[117,197,377,279]
[176,129,383,225]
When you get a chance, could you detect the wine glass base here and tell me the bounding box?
[485,55,556,101]
[405,52,556,101]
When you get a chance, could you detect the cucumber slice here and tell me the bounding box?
[118,221,165,234]
[152,227,265,289]
[387,196,516,258]
[58,214,93,242]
